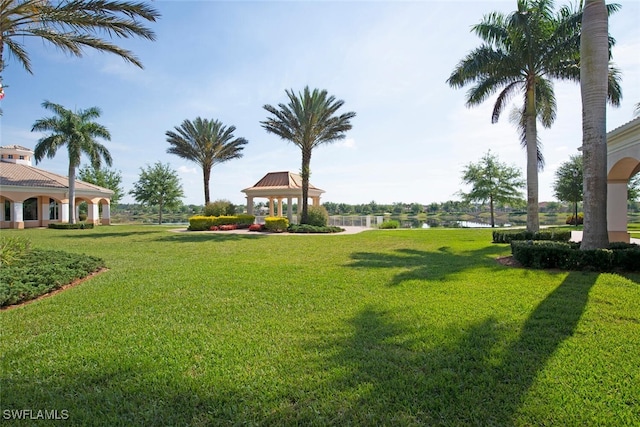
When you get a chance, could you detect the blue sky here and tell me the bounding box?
[2,0,639,206]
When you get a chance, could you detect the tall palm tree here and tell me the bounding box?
[0,0,160,95]
[580,0,610,249]
[447,0,621,233]
[262,86,355,224]
[165,117,248,205]
[32,100,112,224]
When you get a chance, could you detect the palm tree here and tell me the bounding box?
[32,100,112,224]
[580,0,609,249]
[447,0,621,233]
[165,117,248,205]
[0,0,160,95]
[262,86,355,224]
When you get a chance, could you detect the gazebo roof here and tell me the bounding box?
[242,171,325,197]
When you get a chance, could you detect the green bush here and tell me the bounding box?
[48,222,94,230]
[0,248,106,307]
[493,229,571,244]
[510,241,639,272]
[303,205,329,227]
[265,216,289,232]
[288,224,344,234]
[203,200,236,217]
[0,236,31,267]
[379,220,400,229]
[188,214,255,231]
[566,213,584,225]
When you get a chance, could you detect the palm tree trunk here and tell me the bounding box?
[68,164,76,224]
[525,83,540,233]
[300,148,311,224]
[203,167,211,205]
[580,0,609,250]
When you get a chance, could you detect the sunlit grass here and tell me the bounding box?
[1,226,638,425]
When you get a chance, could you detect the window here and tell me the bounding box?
[7,154,13,159]
[49,198,59,220]
[4,201,10,221]
[23,198,38,221]
[19,155,25,160]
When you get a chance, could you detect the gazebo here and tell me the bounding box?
[607,116,640,243]
[0,145,113,229]
[242,171,325,223]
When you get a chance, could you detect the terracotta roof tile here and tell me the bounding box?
[0,162,113,194]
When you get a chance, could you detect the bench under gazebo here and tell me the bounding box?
[242,171,325,224]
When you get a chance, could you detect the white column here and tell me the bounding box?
[277,198,283,217]
[607,180,629,242]
[87,202,99,224]
[268,198,274,217]
[75,204,80,223]
[102,202,111,225]
[12,201,24,229]
[41,200,50,223]
[246,197,254,215]
[60,203,70,223]
[287,197,293,223]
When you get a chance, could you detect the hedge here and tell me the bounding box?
[493,229,571,244]
[510,240,639,272]
[188,214,255,231]
[264,217,289,232]
[48,222,95,230]
[288,224,344,234]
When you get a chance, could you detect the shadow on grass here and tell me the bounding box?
[302,271,598,424]
[153,232,267,243]
[53,230,160,239]
[348,245,509,285]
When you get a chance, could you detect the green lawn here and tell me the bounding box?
[1,226,638,426]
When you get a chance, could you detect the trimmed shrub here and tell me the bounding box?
[0,236,31,267]
[493,229,571,244]
[249,224,265,232]
[304,205,329,227]
[566,213,584,225]
[510,240,639,272]
[188,214,255,231]
[265,217,289,232]
[379,220,400,229]
[48,222,94,230]
[288,224,344,234]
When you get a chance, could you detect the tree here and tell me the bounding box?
[0,0,159,88]
[261,86,355,224]
[32,100,112,224]
[553,154,583,226]
[78,164,124,205]
[458,150,525,227]
[129,162,184,224]
[447,0,621,233]
[166,117,248,205]
[580,0,611,249]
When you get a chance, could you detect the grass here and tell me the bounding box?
[1,226,639,426]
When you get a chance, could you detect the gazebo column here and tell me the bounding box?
[11,201,24,229]
[277,198,283,217]
[312,196,320,207]
[268,197,275,217]
[287,197,293,223]
[246,196,254,215]
[101,202,111,225]
[607,180,630,243]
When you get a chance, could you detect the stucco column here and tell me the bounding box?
[287,197,293,223]
[607,180,630,243]
[60,203,69,223]
[277,198,283,217]
[41,199,50,226]
[87,202,99,225]
[246,196,254,215]
[101,202,111,225]
[76,204,80,223]
[269,197,274,217]
[12,201,24,229]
